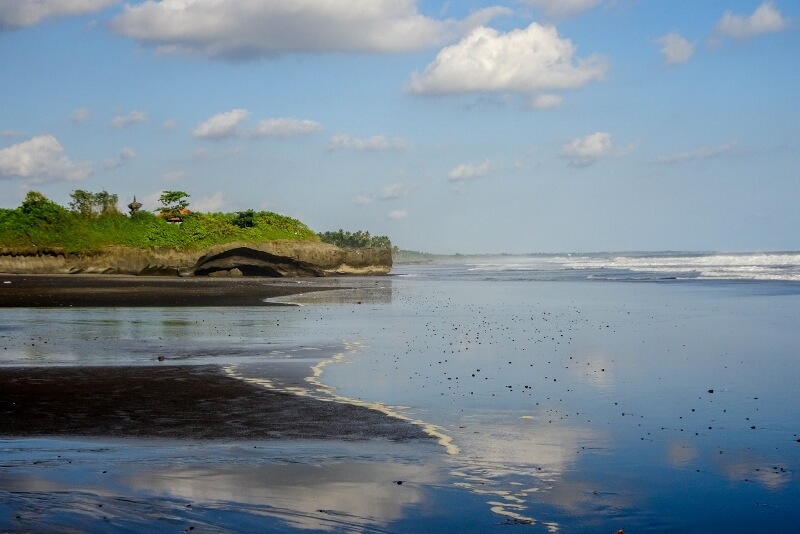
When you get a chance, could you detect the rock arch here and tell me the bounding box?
[193,246,323,277]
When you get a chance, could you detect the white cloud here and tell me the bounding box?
[251,118,323,138]
[529,94,563,109]
[192,109,249,140]
[103,146,137,170]
[71,107,91,123]
[194,112,322,140]
[192,191,226,212]
[522,0,603,18]
[1,129,22,138]
[111,0,507,60]
[448,159,490,181]
[389,209,408,220]
[0,0,116,29]
[353,182,412,204]
[110,110,147,129]
[162,119,177,130]
[714,1,789,39]
[327,133,409,152]
[162,170,186,182]
[408,22,607,95]
[560,132,614,167]
[655,143,736,165]
[0,135,92,183]
[377,182,411,200]
[656,33,695,65]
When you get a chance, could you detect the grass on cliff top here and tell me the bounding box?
[0,193,319,253]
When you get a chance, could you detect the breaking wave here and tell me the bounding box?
[458,252,800,282]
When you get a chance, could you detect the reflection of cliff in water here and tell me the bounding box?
[268,279,393,306]
[0,307,342,367]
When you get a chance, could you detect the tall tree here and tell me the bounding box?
[158,191,190,219]
[68,190,119,217]
[94,191,119,215]
[68,189,95,217]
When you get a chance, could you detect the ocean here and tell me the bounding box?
[398,251,800,282]
[2,251,799,532]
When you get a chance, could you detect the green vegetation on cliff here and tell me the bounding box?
[318,229,391,249]
[0,191,319,253]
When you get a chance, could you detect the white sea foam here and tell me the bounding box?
[463,252,800,281]
[563,253,800,281]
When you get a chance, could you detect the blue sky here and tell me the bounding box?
[1,0,798,253]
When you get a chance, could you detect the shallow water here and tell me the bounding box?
[275,269,800,531]
[2,263,800,532]
[0,438,483,533]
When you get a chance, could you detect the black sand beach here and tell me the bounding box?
[0,275,443,532]
[0,365,428,442]
[0,275,425,442]
[0,274,335,307]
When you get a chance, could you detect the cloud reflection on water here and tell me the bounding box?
[666,440,699,467]
[448,414,612,528]
[124,461,438,531]
[716,453,792,491]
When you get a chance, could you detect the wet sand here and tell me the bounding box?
[0,275,424,445]
[0,274,337,307]
[0,365,428,442]
[0,275,450,532]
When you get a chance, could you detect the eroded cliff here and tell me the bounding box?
[0,241,391,277]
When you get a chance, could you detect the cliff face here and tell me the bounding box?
[0,241,392,277]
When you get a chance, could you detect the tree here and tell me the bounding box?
[94,190,119,215]
[68,190,119,217]
[232,209,256,228]
[158,191,190,219]
[370,235,391,249]
[68,189,94,217]
[20,191,68,226]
